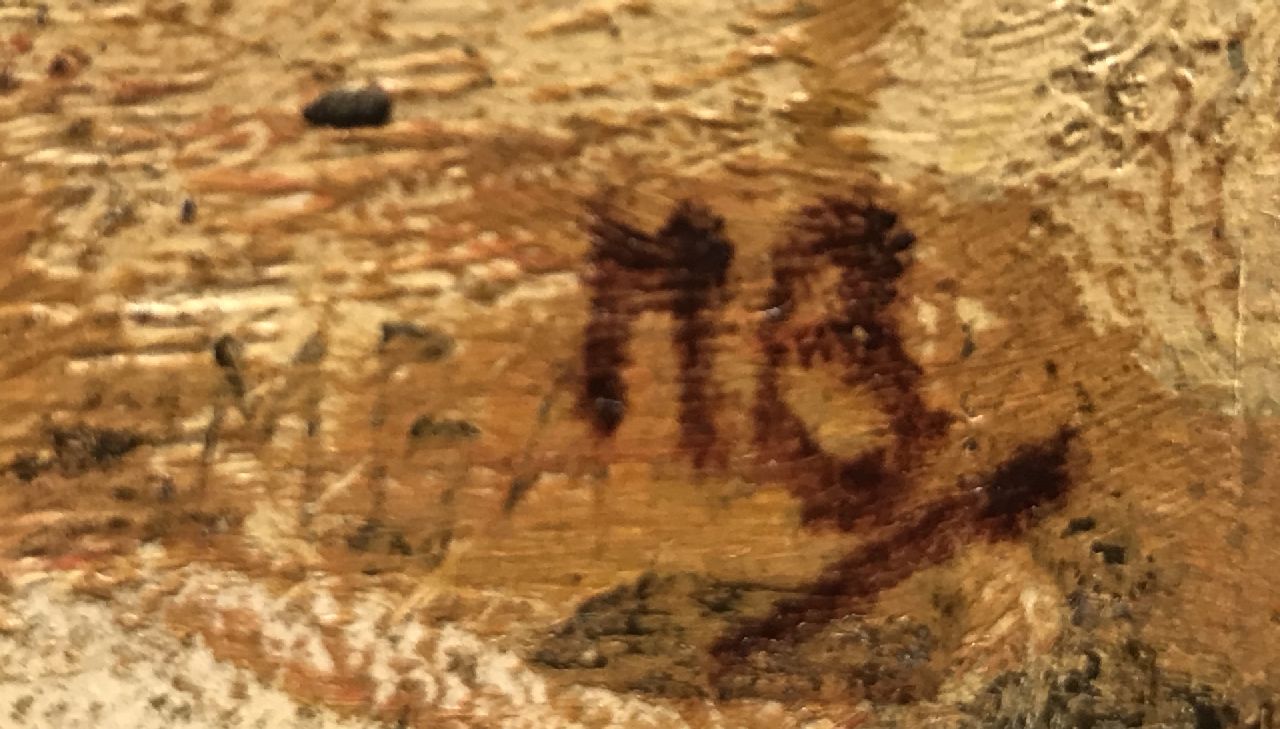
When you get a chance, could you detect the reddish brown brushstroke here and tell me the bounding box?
[752,198,952,530]
[706,199,1076,668]
[572,195,1079,686]
[711,427,1076,665]
[579,201,732,467]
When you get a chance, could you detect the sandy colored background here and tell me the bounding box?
[0,0,1277,726]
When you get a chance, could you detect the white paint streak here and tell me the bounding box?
[955,296,999,332]
[160,565,700,728]
[0,581,384,729]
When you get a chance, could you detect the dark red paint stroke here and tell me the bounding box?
[711,426,1076,664]
[661,205,733,467]
[752,198,952,530]
[579,201,733,467]
[571,196,1081,689]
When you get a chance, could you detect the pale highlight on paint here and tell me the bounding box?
[859,0,1275,409]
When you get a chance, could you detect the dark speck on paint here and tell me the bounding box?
[1091,541,1127,565]
[302,86,392,129]
[1063,515,1096,535]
